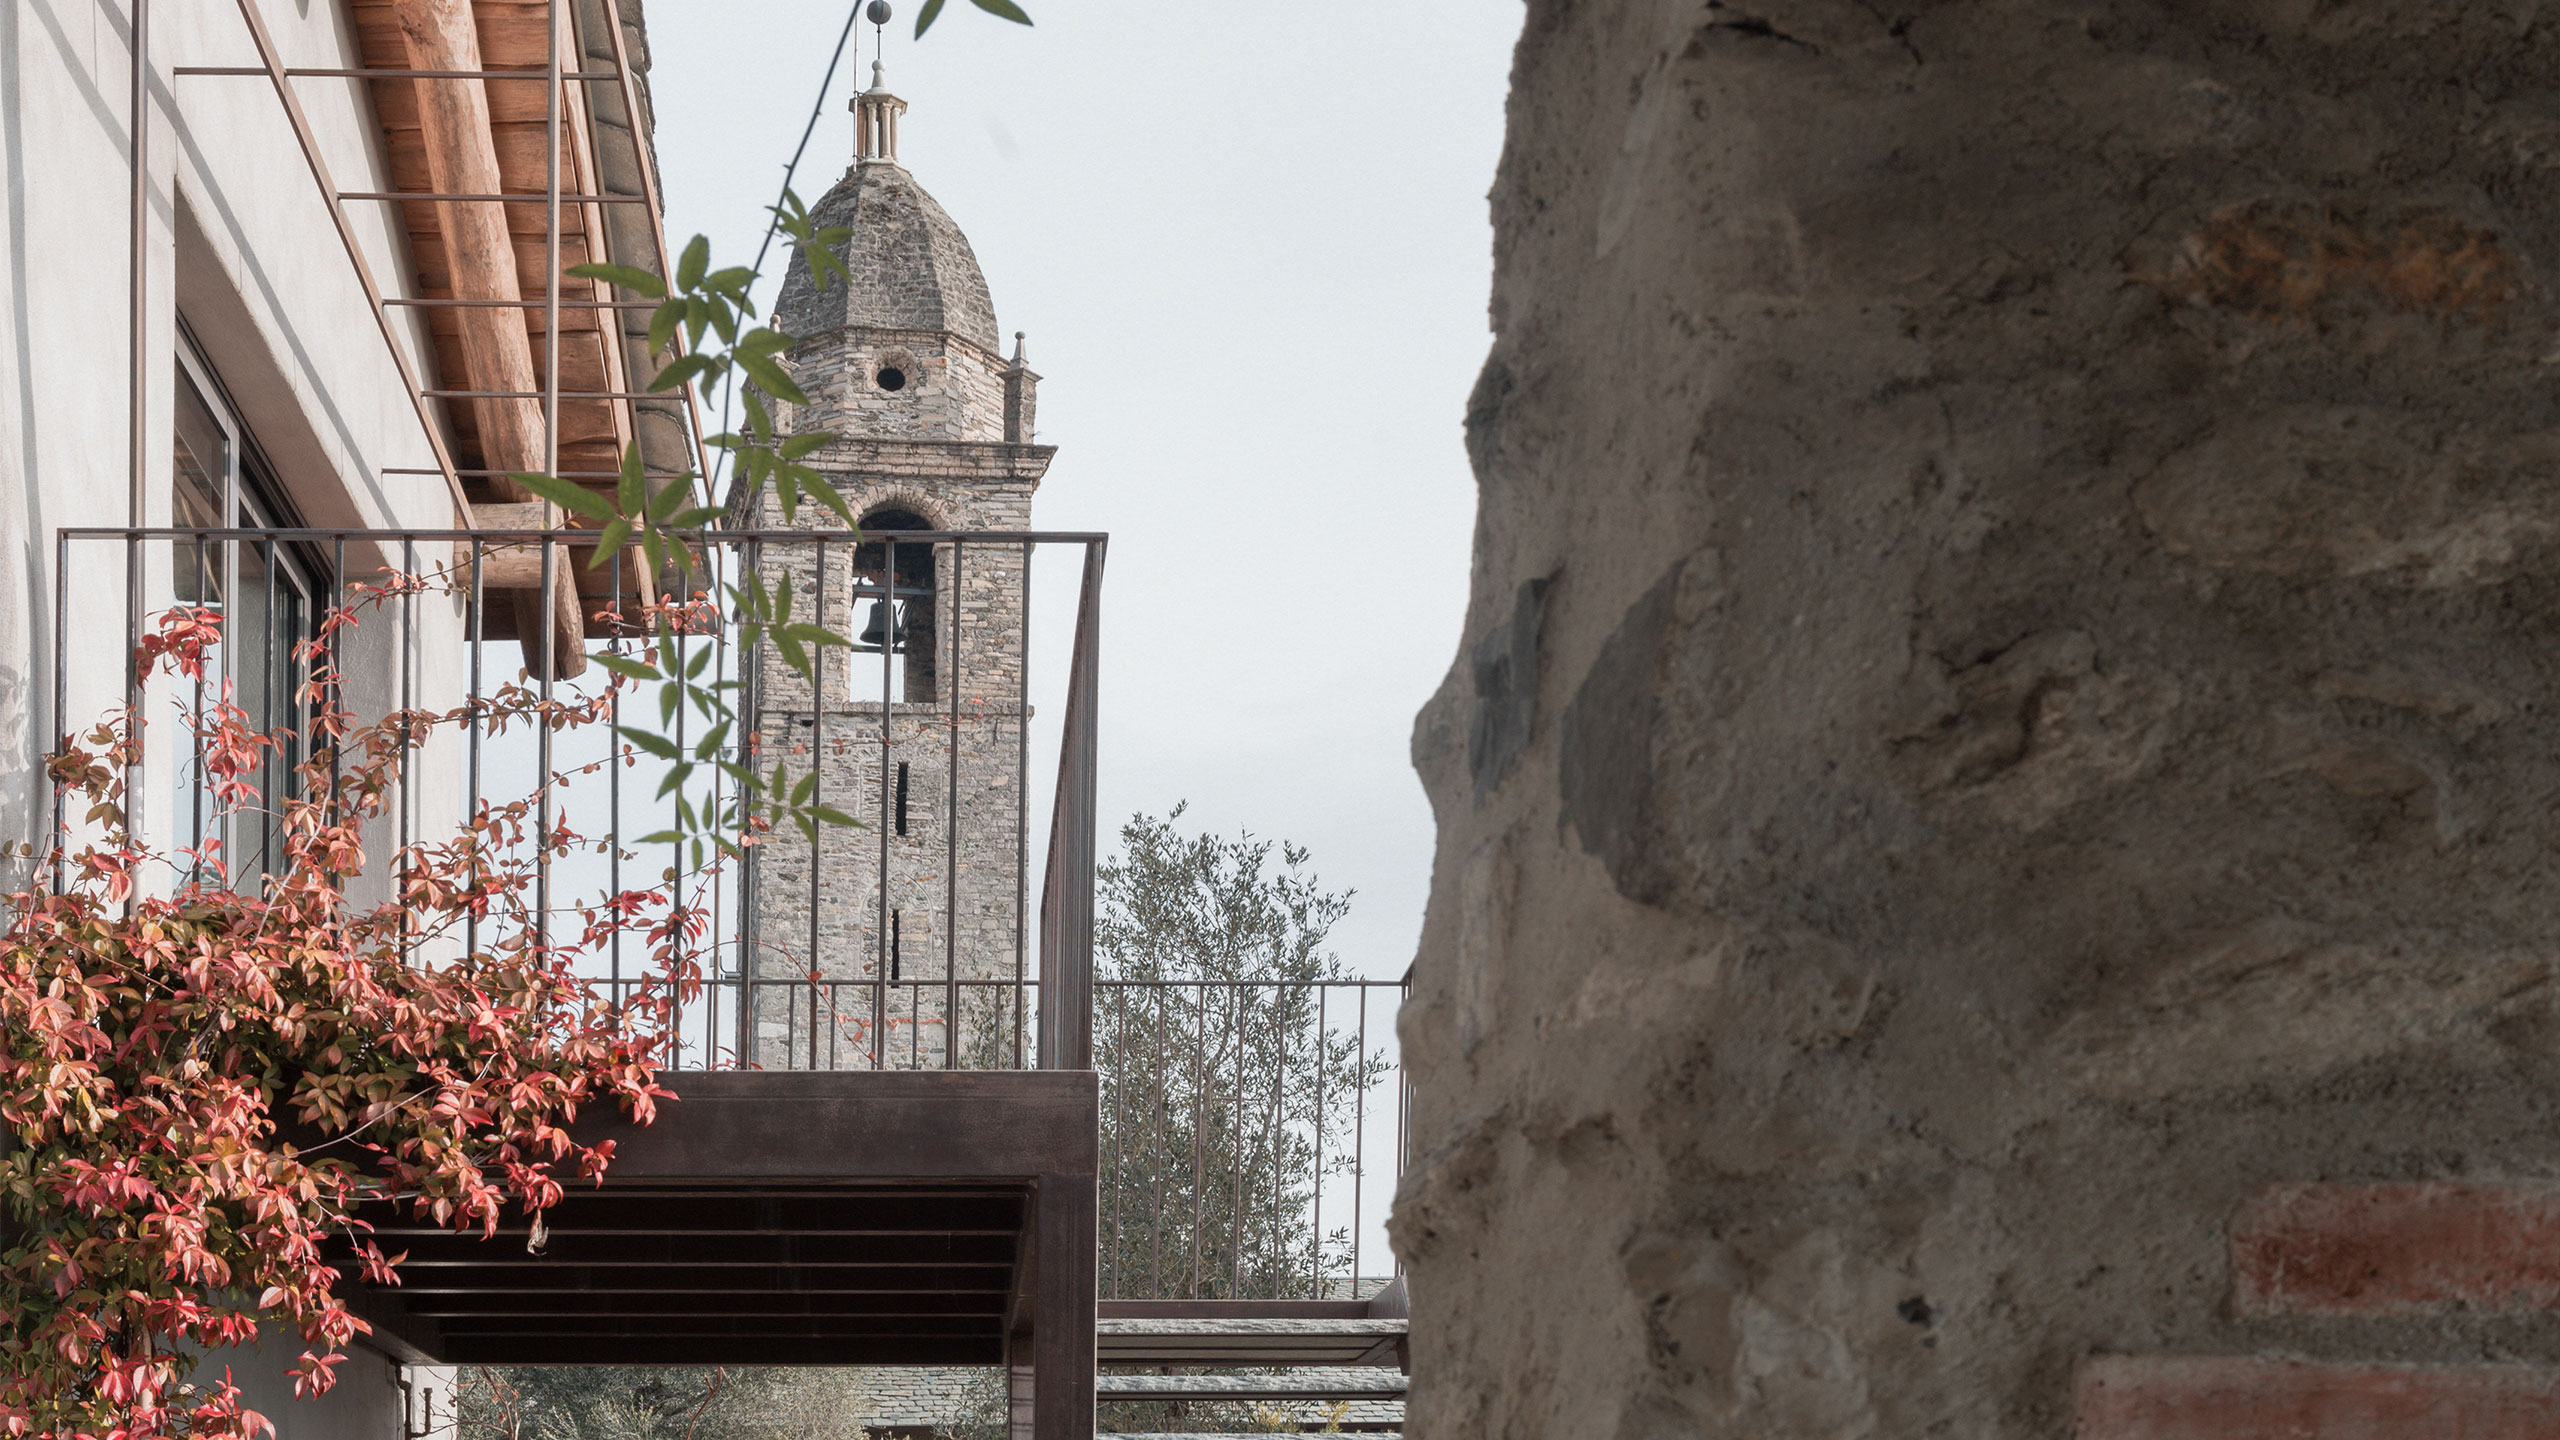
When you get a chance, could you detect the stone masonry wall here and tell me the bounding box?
[785,327,1014,445]
[1395,4,2560,1438]
[745,444,1046,1070]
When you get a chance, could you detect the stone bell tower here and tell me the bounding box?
[740,60,1052,1070]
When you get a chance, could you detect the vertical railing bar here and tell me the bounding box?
[1107,983,1126,1298]
[1354,985,1368,1294]
[706,542,730,1066]
[803,535,824,1065]
[122,530,139,914]
[1230,984,1247,1298]
[1272,982,1289,1297]
[738,535,763,1067]
[187,533,207,881]
[1189,977,1206,1299]
[874,538,895,1072]
[671,576,691,1070]
[945,539,961,1068]
[534,535,555,949]
[466,539,485,959]
[1312,984,1325,1294]
[607,536,624,996]
[1397,976,1410,1279]
[810,537,828,1072]
[50,530,68,894]
[1149,984,1166,1295]
[399,536,416,957]
[254,530,273,880]
[326,537,345,879]
[1012,540,1030,1068]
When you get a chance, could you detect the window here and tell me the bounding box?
[172,338,319,886]
[851,508,938,703]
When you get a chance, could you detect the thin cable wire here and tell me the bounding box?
[706,5,864,500]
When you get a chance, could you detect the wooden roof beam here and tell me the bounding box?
[390,0,584,677]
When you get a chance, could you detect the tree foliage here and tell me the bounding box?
[1094,808,1386,1302]
[454,1366,871,1440]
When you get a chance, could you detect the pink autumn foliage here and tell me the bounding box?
[0,586,708,1439]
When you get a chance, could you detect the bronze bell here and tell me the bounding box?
[858,597,906,653]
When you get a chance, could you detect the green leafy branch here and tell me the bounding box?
[497,187,866,862]
[915,0,1034,38]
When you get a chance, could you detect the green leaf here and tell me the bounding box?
[809,806,861,828]
[590,652,659,684]
[685,641,715,680]
[592,517,631,566]
[618,444,647,515]
[694,719,732,761]
[971,0,1033,22]
[618,726,681,761]
[774,568,795,624]
[743,391,774,446]
[790,771,818,805]
[704,266,756,295]
[915,0,947,34]
[648,474,695,524]
[647,297,686,358]
[779,623,850,649]
[511,472,616,522]
[567,262,666,298]
[684,295,712,349]
[676,235,709,293]
[737,327,790,359]
[807,243,853,293]
[670,506,726,529]
[650,354,716,394]
[738,355,809,406]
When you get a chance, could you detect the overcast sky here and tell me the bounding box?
[644,2,1520,982]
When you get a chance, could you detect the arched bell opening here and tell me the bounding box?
[851,507,939,702]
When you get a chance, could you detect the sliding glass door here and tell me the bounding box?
[172,340,317,887]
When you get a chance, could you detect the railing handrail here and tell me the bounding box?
[62,525,1113,543]
[1036,539,1106,1071]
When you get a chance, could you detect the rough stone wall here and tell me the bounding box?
[1394,3,2560,1437]
[745,443,1047,1069]
[786,328,1014,444]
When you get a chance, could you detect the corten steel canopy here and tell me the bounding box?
[340,1072,1098,1425]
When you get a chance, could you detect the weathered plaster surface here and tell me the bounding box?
[1395,2,2560,1434]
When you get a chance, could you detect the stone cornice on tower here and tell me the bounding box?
[808,437,1056,484]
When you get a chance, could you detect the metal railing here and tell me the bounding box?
[53,524,1105,1075]
[1097,977,1408,1301]
[58,523,1408,1301]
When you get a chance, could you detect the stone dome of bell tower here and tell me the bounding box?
[770,60,1033,446]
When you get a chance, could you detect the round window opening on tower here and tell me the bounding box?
[876,366,908,392]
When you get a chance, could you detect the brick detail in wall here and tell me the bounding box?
[2231,1182,2560,1316]
[2073,1357,2560,1440]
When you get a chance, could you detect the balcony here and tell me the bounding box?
[57,523,1410,1436]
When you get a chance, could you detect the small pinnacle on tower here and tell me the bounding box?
[1011,333,1028,369]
